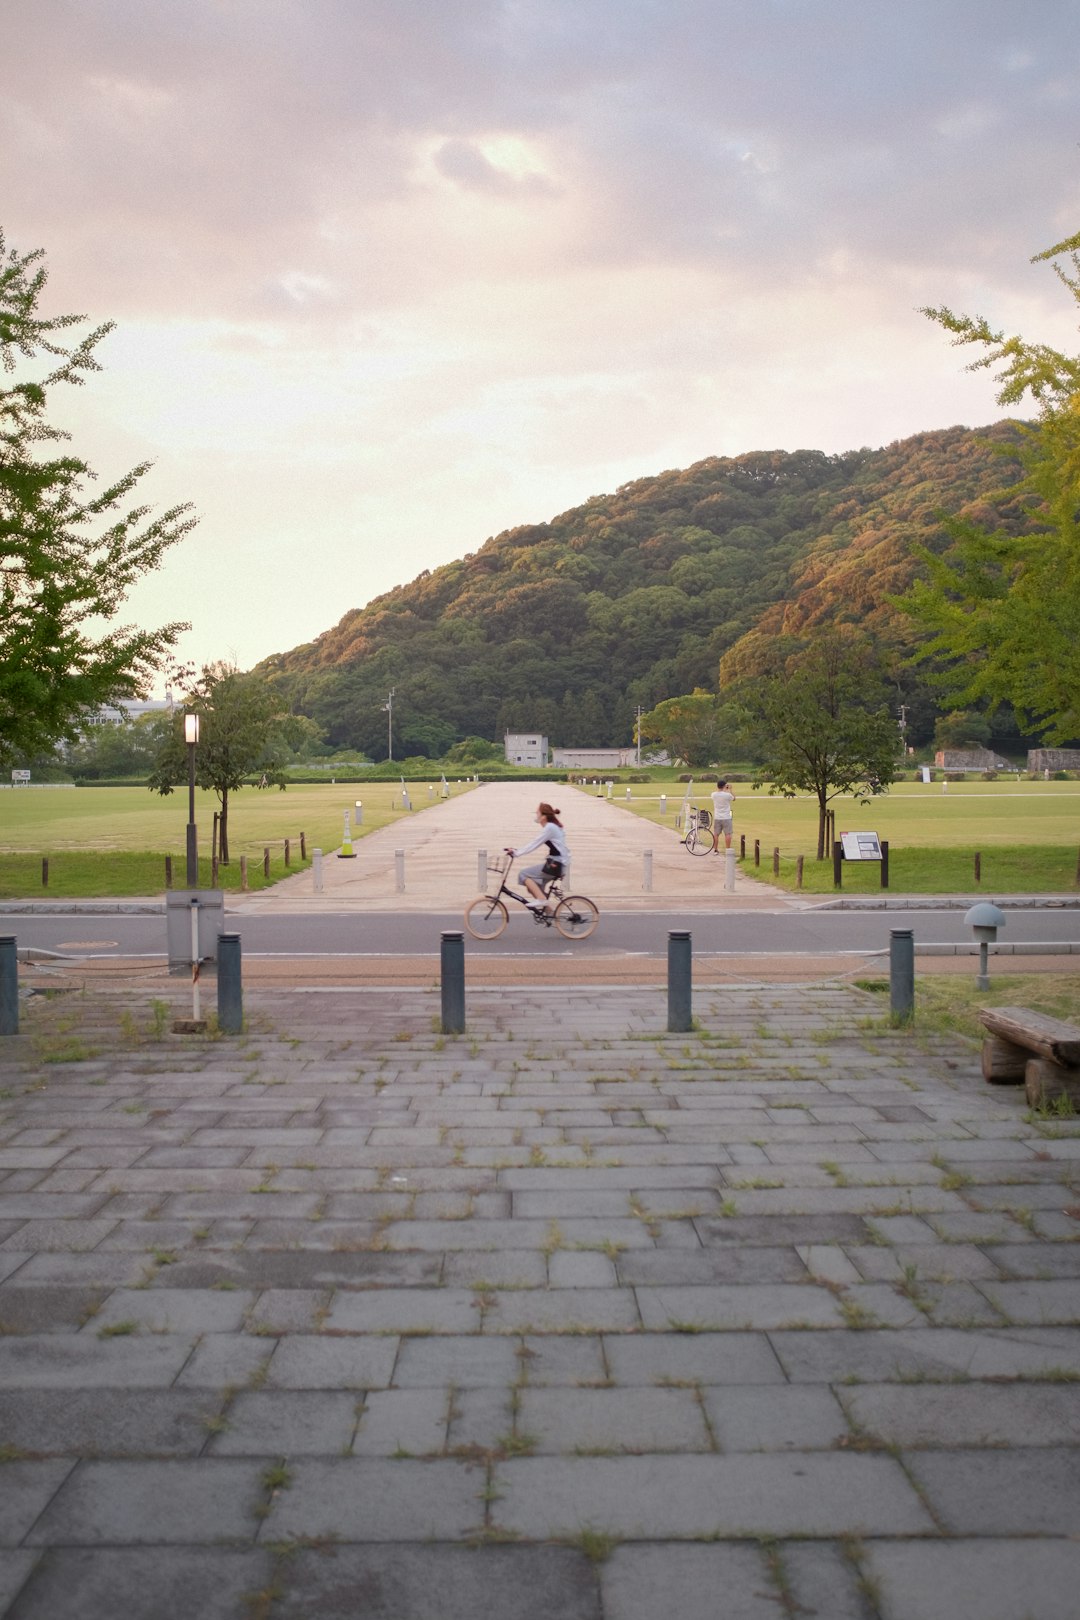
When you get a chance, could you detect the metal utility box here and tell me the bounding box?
[166,890,225,976]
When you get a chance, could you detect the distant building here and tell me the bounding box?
[504,731,549,767]
[552,747,638,769]
[1028,748,1080,772]
[934,748,1009,771]
[85,693,176,728]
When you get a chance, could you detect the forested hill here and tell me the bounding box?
[260,423,1026,758]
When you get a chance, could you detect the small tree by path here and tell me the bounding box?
[728,630,901,860]
[149,663,320,863]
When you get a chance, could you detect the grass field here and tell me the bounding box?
[0,781,473,896]
[610,780,1080,893]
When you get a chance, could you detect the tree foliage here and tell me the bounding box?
[726,631,900,859]
[639,690,727,768]
[149,664,320,862]
[901,234,1080,744]
[0,228,196,768]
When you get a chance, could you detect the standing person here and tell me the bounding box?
[710,779,735,852]
[508,803,570,912]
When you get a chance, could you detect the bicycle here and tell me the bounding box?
[464,853,600,941]
[683,805,713,857]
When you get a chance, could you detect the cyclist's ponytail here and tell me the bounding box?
[538,802,563,827]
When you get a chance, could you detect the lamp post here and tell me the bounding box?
[184,712,200,887]
[383,688,395,762]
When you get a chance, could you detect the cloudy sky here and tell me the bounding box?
[3,0,1079,680]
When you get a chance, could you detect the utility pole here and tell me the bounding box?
[383,688,395,762]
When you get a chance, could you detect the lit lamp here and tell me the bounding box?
[184,712,200,886]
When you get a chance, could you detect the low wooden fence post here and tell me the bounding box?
[772,847,780,877]
[284,839,291,868]
[263,847,270,879]
[240,855,249,891]
[165,855,173,889]
[796,855,804,889]
[300,831,307,860]
[42,858,48,889]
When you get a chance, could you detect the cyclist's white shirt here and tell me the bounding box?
[513,823,570,868]
[711,790,734,821]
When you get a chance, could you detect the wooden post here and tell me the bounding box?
[263,847,270,879]
[832,840,843,889]
[284,838,291,868]
[981,1035,1027,1084]
[240,855,249,891]
[974,851,981,884]
[42,857,49,888]
[772,847,780,876]
[165,855,173,889]
[1025,1057,1080,1110]
[880,840,889,890]
[796,855,804,889]
[300,831,307,860]
[211,854,218,888]
[754,839,760,867]
[739,834,746,859]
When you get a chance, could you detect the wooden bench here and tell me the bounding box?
[978,1006,1080,1107]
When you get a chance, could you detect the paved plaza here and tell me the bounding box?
[0,972,1078,1618]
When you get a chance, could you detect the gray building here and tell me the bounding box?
[504,731,549,767]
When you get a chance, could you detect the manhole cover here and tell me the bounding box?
[56,941,119,950]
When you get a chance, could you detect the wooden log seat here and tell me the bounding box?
[978,1006,1080,1093]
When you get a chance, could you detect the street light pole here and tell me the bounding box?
[383,688,395,762]
[184,712,200,887]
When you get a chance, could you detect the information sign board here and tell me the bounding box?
[840,831,882,861]
[10,770,30,784]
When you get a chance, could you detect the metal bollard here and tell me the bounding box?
[667,931,692,1032]
[660,794,667,816]
[889,928,915,1026]
[313,849,324,893]
[441,931,466,1034]
[0,937,18,1036]
[478,850,487,890]
[355,800,363,827]
[217,933,243,1034]
[643,850,653,891]
[724,849,736,891]
[395,849,406,892]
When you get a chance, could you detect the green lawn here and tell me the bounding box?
[609,780,1080,893]
[0,781,474,897]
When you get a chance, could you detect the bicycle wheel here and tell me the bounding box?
[686,826,711,857]
[464,896,509,939]
[553,895,599,940]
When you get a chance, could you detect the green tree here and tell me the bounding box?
[639,689,726,768]
[901,233,1080,743]
[729,632,900,859]
[149,664,318,862]
[0,228,196,768]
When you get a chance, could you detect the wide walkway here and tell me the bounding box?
[237,781,783,914]
[0,975,1078,1617]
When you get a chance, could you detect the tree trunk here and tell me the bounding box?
[816,793,828,862]
[219,790,230,865]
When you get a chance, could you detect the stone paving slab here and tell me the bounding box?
[0,977,1079,1616]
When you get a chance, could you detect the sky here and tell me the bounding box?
[3,0,1080,684]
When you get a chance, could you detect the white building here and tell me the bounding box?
[504,731,549,767]
[85,693,176,728]
[552,747,638,769]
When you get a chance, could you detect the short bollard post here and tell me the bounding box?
[313,849,324,893]
[217,933,243,1034]
[42,857,49,889]
[284,838,291,868]
[740,834,745,858]
[754,839,760,867]
[832,840,843,888]
[660,794,667,816]
[643,850,653,891]
[240,855,249,891]
[300,832,307,860]
[0,937,18,1036]
[889,928,915,1026]
[724,849,736,891]
[263,846,271,879]
[772,846,780,877]
[796,855,804,889]
[355,800,364,827]
[478,850,487,890]
[441,931,465,1034]
[667,931,692,1033]
[881,840,890,890]
[395,849,406,892]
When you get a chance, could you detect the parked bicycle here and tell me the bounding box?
[683,805,713,857]
[464,853,600,941]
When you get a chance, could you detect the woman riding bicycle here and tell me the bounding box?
[508,802,569,913]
